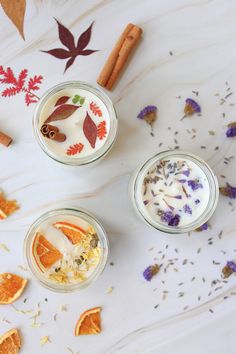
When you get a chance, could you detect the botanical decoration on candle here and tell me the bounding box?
[75,307,102,335]
[226,122,236,138]
[0,66,43,105]
[219,183,236,199]
[41,20,98,72]
[66,143,84,156]
[0,0,26,39]
[0,191,19,220]
[90,102,102,117]
[97,121,107,140]
[143,264,160,281]
[44,104,80,123]
[141,158,210,228]
[182,98,201,120]
[83,112,98,148]
[137,105,157,134]
[222,261,236,278]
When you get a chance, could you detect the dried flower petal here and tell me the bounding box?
[222,261,236,278]
[184,98,201,116]
[195,222,209,232]
[143,264,160,281]
[219,183,236,199]
[226,122,236,138]
[187,179,203,191]
[137,105,157,126]
[161,211,180,226]
[183,204,192,214]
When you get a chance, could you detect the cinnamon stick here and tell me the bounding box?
[40,124,66,142]
[97,23,142,90]
[0,130,13,147]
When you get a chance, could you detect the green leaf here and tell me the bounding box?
[72,94,80,104]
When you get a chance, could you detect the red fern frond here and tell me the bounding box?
[90,102,102,117]
[0,67,18,85]
[27,75,43,91]
[24,92,38,106]
[97,120,107,140]
[66,143,84,156]
[2,86,21,97]
[18,69,28,88]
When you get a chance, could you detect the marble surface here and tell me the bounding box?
[0,0,236,353]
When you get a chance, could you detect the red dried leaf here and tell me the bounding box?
[41,48,71,59]
[18,69,27,88]
[97,121,107,140]
[80,49,98,56]
[55,96,70,106]
[27,75,43,91]
[90,102,102,117]
[64,57,76,73]
[25,92,38,106]
[66,143,84,156]
[77,22,94,51]
[55,18,75,51]
[41,20,98,73]
[45,104,80,123]
[83,112,97,148]
[2,86,21,97]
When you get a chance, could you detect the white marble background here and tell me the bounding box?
[0,0,236,353]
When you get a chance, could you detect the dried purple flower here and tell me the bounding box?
[143,264,160,281]
[188,179,203,191]
[226,122,236,138]
[160,210,180,226]
[227,261,236,272]
[183,204,192,214]
[195,222,209,232]
[168,214,180,226]
[181,98,201,120]
[182,169,190,177]
[219,183,236,199]
[195,199,200,205]
[137,105,157,127]
[222,261,236,278]
[143,200,150,205]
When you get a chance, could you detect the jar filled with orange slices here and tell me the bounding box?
[24,208,108,292]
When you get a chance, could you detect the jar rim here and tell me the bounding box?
[33,81,118,166]
[131,150,219,234]
[24,208,109,292]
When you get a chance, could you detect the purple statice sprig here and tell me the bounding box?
[219,183,236,199]
[222,260,236,278]
[188,179,203,191]
[137,105,157,134]
[161,210,180,227]
[226,122,236,138]
[195,222,209,232]
[182,169,190,177]
[181,98,201,120]
[183,204,192,214]
[143,264,160,281]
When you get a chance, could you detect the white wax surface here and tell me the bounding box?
[39,88,110,158]
[139,157,210,227]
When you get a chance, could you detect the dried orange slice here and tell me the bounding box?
[0,192,19,220]
[0,273,27,305]
[32,232,62,272]
[53,221,87,244]
[0,328,21,353]
[75,307,102,336]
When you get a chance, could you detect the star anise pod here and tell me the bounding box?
[41,19,98,72]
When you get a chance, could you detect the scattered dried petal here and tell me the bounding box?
[143,264,160,281]
[219,183,236,199]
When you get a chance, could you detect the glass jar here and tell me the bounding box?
[33,81,118,166]
[24,208,109,292]
[130,150,219,234]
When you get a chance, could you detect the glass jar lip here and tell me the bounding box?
[33,81,118,166]
[131,150,219,234]
[24,207,109,293]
